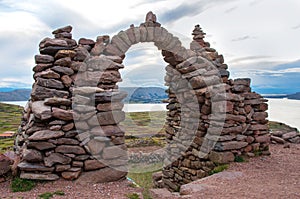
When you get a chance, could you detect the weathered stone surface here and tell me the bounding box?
[282,132,298,140]
[28,130,64,141]
[54,57,72,67]
[52,108,74,121]
[62,123,75,131]
[20,172,59,181]
[34,70,60,79]
[55,50,76,59]
[253,112,267,121]
[86,139,106,154]
[84,160,106,171]
[62,170,81,180]
[270,135,285,144]
[74,46,89,61]
[96,111,125,125]
[209,151,235,164]
[73,86,104,95]
[61,75,73,87]
[79,38,95,45]
[31,101,51,120]
[52,65,74,75]
[52,138,78,145]
[0,154,12,176]
[214,141,248,151]
[255,134,270,143]
[56,164,71,172]
[149,188,174,199]
[44,153,72,167]
[96,102,124,112]
[31,84,69,101]
[44,97,71,106]
[102,145,127,160]
[94,91,127,102]
[55,145,86,154]
[22,149,43,163]
[55,32,72,39]
[40,38,68,48]
[33,63,53,73]
[289,136,300,143]
[78,167,127,183]
[36,77,64,89]
[52,25,72,34]
[76,70,121,86]
[27,141,56,150]
[18,162,54,172]
[35,54,54,64]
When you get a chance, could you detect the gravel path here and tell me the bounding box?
[179,144,300,199]
[1,144,299,199]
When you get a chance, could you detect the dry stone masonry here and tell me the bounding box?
[15,12,270,190]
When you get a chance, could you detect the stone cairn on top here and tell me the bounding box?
[15,12,270,191]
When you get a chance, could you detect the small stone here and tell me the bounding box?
[87,139,106,155]
[55,145,86,155]
[34,70,60,79]
[22,149,43,163]
[20,172,59,181]
[31,101,52,120]
[84,160,106,171]
[44,153,72,167]
[31,84,69,101]
[56,164,71,172]
[27,142,56,150]
[61,75,73,87]
[79,38,95,45]
[18,162,54,172]
[44,97,71,106]
[36,77,64,89]
[54,57,72,67]
[78,167,127,183]
[74,46,89,61]
[52,25,73,34]
[28,130,64,141]
[52,107,74,121]
[214,141,248,151]
[0,154,13,176]
[52,66,74,75]
[55,50,76,59]
[270,135,285,144]
[73,87,104,95]
[35,54,54,64]
[209,151,234,164]
[282,132,298,140]
[62,170,81,180]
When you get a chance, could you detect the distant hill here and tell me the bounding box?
[0,87,167,103]
[120,87,167,103]
[0,89,31,101]
[287,92,300,100]
[263,92,300,100]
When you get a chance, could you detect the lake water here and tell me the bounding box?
[1,99,299,130]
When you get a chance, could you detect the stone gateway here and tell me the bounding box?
[15,12,270,191]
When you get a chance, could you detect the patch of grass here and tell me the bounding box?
[38,192,53,199]
[53,190,65,196]
[38,190,65,199]
[253,149,263,156]
[11,177,36,192]
[209,164,229,175]
[128,163,162,199]
[122,111,166,137]
[234,155,245,162]
[126,193,140,199]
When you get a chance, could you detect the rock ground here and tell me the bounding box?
[1,144,299,198]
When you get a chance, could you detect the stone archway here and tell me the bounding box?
[16,12,270,191]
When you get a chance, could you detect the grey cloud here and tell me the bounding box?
[229,56,273,64]
[224,6,238,14]
[159,2,206,24]
[130,0,168,8]
[292,24,300,30]
[159,0,238,24]
[249,0,265,6]
[231,35,257,42]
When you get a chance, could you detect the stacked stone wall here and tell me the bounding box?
[15,12,270,190]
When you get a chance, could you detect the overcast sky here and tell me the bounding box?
[0,0,299,93]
